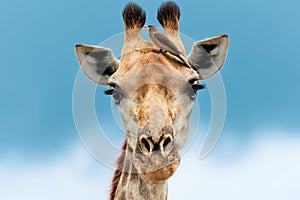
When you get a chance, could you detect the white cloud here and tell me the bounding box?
[0,146,112,200]
[1,133,300,200]
[169,134,300,200]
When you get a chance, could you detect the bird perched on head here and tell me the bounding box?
[144,25,192,68]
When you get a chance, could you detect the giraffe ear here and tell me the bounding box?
[188,35,228,80]
[75,44,119,85]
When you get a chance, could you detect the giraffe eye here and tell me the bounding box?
[104,88,123,104]
[188,87,197,100]
[189,91,197,100]
[188,84,205,100]
[112,93,122,104]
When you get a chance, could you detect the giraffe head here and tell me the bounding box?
[75,2,228,184]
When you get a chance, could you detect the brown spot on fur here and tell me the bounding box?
[135,84,175,125]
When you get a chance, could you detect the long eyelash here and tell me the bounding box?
[192,84,205,91]
[189,79,199,84]
[104,89,114,95]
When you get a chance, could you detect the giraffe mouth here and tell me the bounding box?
[133,147,181,183]
[139,157,180,183]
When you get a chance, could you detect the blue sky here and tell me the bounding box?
[1,0,299,155]
[0,0,300,199]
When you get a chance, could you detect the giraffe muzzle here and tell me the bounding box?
[134,127,180,183]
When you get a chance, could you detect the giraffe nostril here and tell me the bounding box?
[162,136,171,148]
[139,136,153,154]
[141,138,150,152]
[160,134,173,156]
[139,133,173,156]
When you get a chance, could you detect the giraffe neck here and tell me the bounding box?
[110,140,168,200]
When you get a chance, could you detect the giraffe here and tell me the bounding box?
[75,2,228,199]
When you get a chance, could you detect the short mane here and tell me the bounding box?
[109,140,127,200]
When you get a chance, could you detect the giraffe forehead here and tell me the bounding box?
[112,50,198,81]
[111,63,197,97]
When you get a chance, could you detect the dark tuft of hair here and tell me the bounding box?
[122,2,146,29]
[157,1,180,30]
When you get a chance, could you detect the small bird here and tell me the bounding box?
[144,25,192,68]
